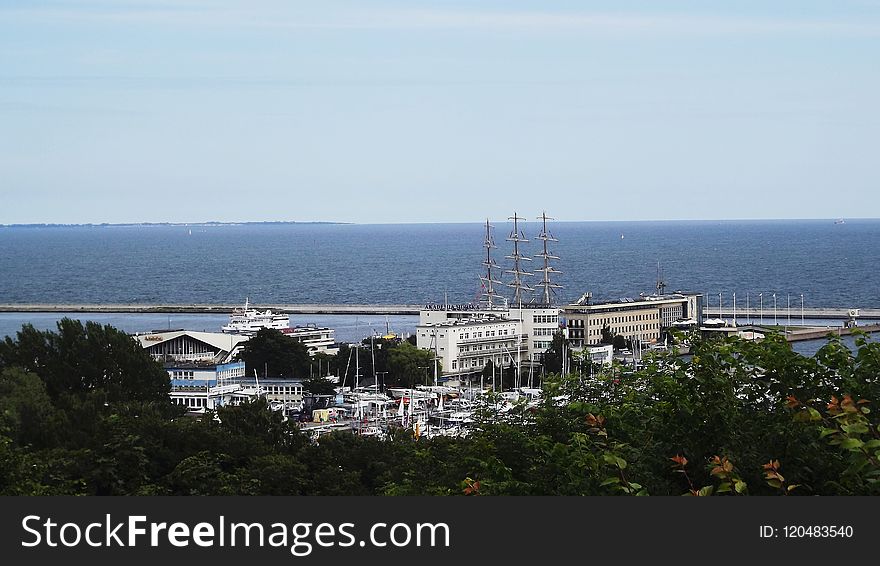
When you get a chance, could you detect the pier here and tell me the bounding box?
[2,303,879,320]
[705,307,880,321]
[0,303,423,315]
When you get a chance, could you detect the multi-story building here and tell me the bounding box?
[420,305,563,367]
[281,325,339,356]
[415,314,527,379]
[562,292,702,348]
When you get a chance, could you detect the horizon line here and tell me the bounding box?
[0,217,870,228]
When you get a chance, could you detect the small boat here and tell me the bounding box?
[834,218,845,225]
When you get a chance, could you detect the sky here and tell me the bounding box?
[1,0,878,224]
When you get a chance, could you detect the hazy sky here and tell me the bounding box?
[1,1,878,224]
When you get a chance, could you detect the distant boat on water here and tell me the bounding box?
[834,218,846,225]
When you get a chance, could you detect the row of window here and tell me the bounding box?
[264,385,302,396]
[460,341,514,353]
[173,397,207,408]
[533,315,559,324]
[461,328,512,339]
[451,356,508,370]
[532,328,556,336]
[588,324,659,336]
[589,313,657,326]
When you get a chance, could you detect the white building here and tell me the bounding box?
[136,330,251,364]
[281,325,339,356]
[416,314,527,379]
[419,305,563,367]
[578,344,614,366]
[167,360,262,412]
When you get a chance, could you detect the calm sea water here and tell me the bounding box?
[1,220,877,341]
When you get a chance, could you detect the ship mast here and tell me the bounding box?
[534,211,562,306]
[505,212,533,307]
[479,219,503,308]
[656,261,667,296]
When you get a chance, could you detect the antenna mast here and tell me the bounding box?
[534,211,562,306]
[505,212,533,307]
[480,219,503,308]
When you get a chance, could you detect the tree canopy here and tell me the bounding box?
[238,328,311,378]
[1,320,879,496]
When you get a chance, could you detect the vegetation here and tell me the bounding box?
[1,319,879,495]
[238,328,311,378]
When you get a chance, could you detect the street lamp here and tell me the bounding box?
[773,293,777,325]
[733,292,736,326]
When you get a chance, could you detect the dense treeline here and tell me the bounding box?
[240,329,438,389]
[1,319,878,495]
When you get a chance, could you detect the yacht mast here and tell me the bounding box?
[479,219,503,308]
[505,212,533,307]
[534,211,562,306]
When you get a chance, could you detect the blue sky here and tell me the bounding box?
[1,1,878,223]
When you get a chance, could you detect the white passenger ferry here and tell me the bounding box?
[221,298,290,335]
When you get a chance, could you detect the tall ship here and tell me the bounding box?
[221,298,290,335]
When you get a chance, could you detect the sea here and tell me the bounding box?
[1,219,878,350]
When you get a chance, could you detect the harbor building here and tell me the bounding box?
[416,315,527,379]
[281,325,339,356]
[166,360,305,412]
[136,330,250,364]
[417,213,565,377]
[582,344,614,366]
[419,306,561,374]
[167,360,259,411]
[562,292,702,348]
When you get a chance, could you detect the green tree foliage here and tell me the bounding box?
[2,320,879,496]
[0,319,170,404]
[540,332,568,375]
[302,376,338,396]
[388,341,438,388]
[238,328,311,378]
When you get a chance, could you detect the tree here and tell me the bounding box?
[302,376,337,396]
[0,319,170,405]
[238,328,311,378]
[612,334,630,351]
[482,360,495,382]
[540,331,568,375]
[388,341,438,388]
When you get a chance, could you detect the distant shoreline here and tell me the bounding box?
[1,218,876,228]
[0,221,350,228]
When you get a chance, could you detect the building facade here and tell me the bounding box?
[415,315,527,378]
[419,305,563,369]
[562,293,702,348]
